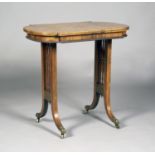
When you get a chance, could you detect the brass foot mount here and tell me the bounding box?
[83,105,91,114]
[114,119,120,129]
[60,127,66,139]
[36,113,41,123]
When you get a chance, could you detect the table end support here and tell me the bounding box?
[84,39,120,129]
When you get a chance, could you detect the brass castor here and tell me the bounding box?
[36,113,41,123]
[114,119,120,129]
[61,133,65,139]
[60,127,66,139]
[83,105,90,114]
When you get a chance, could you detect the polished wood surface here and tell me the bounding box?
[24,21,129,138]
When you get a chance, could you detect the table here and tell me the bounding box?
[23,21,129,138]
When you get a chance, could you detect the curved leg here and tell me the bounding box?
[85,94,100,112]
[36,43,48,122]
[36,100,48,122]
[103,40,119,128]
[49,43,66,138]
[85,40,102,112]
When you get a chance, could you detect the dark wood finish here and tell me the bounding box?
[24,21,129,138]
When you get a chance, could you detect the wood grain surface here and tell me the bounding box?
[24,21,129,37]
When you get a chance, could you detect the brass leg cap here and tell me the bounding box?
[36,113,40,123]
[60,133,65,139]
[60,127,66,139]
[114,119,120,129]
[84,105,89,113]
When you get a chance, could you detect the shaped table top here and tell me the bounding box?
[23,21,129,43]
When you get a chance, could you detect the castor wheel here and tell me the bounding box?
[114,119,120,129]
[60,133,65,139]
[83,105,89,114]
[60,127,66,139]
[36,117,40,123]
[36,113,41,123]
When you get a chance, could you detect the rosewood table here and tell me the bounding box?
[23,21,129,138]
